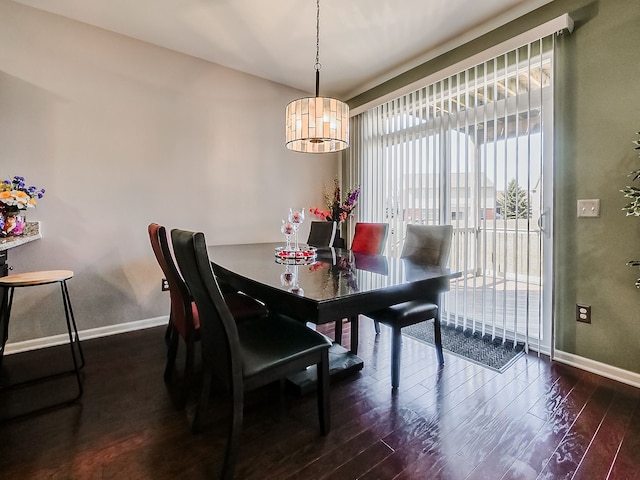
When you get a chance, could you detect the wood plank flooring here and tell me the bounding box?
[1,319,639,479]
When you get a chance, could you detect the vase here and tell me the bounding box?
[332,222,346,248]
[0,207,26,236]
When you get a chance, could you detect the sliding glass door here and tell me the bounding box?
[347,37,555,353]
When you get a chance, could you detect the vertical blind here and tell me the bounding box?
[347,36,555,351]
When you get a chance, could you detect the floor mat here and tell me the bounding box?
[402,322,525,372]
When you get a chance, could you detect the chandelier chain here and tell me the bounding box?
[314,0,321,72]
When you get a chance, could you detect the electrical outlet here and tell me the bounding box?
[576,304,591,323]
[161,279,169,291]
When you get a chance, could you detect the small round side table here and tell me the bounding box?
[0,270,85,417]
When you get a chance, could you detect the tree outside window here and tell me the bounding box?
[497,179,531,219]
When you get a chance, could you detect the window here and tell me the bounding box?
[347,36,557,352]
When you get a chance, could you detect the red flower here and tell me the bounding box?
[310,178,361,224]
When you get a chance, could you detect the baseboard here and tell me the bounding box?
[3,316,169,356]
[5,319,640,391]
[553,350,640,389]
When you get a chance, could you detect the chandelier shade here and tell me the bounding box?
[285,0,349,154]
[285,95,349,153]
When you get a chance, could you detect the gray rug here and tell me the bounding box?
[402,322,525,372]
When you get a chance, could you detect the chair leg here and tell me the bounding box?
[164,327,179,382]
[221,383,244,480]
[391,327,402,389]
[179,337,195,408]
[192,365,213,434]
[317,348,330,435]
[433,312,445,365]
[373,320,380,334]
[164,316,173,346]
[334,318,343,345]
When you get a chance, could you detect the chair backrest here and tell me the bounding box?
[353,253,389,275]
[350,222,389,254]
[171,229,241,388]
[148,223,197,338]
[307,221,337,247]
[400,224,453,267]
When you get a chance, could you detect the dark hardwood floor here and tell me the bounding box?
[1,318,639,479]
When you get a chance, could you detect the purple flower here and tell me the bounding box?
[346,187,360,206]
[0,176,45,209]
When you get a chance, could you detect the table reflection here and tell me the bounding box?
[301,250,358,297]
[276,248,393,298]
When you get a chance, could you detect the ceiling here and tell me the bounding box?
[13,0,551,99]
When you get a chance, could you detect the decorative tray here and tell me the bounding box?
[275,256,317,265]
[275,245,317,260]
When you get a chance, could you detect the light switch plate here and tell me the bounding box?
[577,199,600,217]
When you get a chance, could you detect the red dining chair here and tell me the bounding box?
[350,222,389,255]
[334,222,389,347]
[148,223,268,406]
[171,228,331,480]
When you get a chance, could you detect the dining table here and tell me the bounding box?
[208,242,459,393]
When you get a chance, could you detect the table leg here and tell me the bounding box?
[286,342,364,396]
[334,318,343,345]
[350,314,359,355]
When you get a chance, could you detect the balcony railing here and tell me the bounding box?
[449,221,542,282]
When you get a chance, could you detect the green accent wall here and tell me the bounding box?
[349,0,640,374]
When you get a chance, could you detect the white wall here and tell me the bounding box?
[0,1,338,342]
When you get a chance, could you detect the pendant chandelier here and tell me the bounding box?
[285,0,349,154]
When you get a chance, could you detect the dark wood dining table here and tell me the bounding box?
[208,243,459,391]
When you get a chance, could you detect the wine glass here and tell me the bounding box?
[280,219,294,251]
[288,264,304,295]
[288,207,305,250]
[280,264,295,288]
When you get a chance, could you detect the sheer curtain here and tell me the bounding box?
[346,35,556,350]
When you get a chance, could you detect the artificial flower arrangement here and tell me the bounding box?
[0,175,45,235]
[0,175,45,210]
[309,177,361,224]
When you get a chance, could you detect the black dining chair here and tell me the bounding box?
[306,221,337,247]
[364,224,453,389]
[171,228,332,480]
[148,223,268,407]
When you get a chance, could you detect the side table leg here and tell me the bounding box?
[0,286,12,368]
